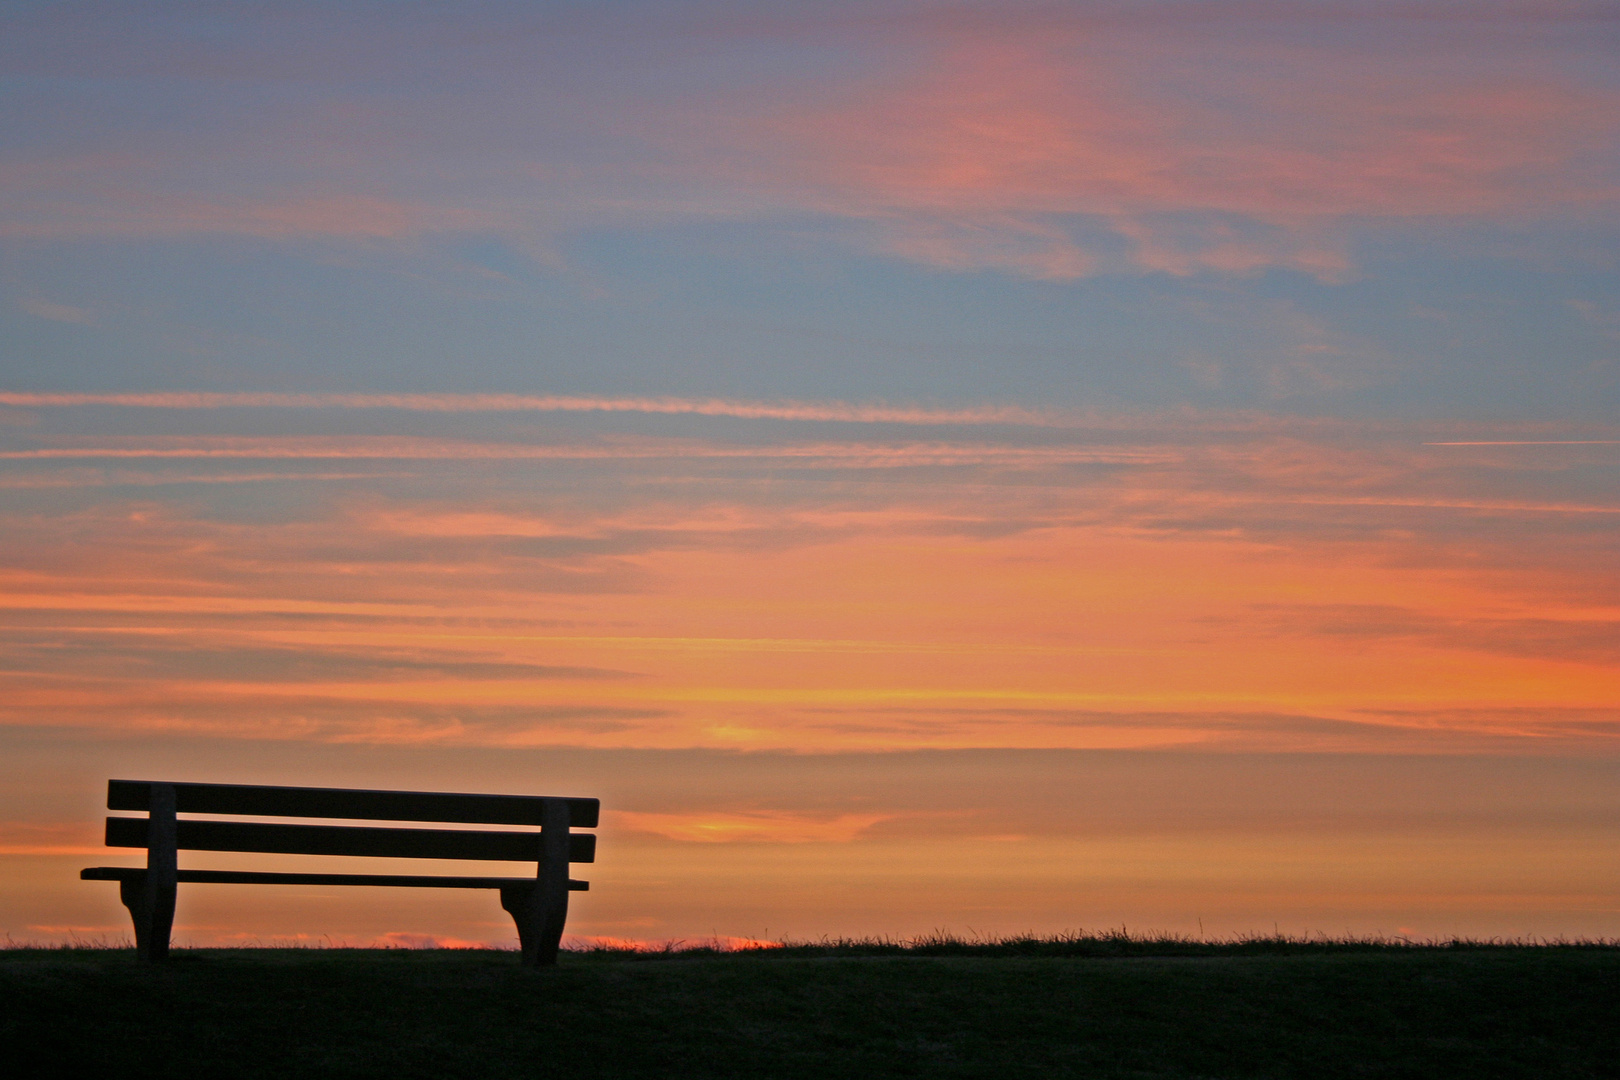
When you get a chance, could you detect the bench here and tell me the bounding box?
[81,779,598,966]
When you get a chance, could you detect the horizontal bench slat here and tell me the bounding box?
[108,780,598,828]
[105,817,596,863]
[80,867,588,891]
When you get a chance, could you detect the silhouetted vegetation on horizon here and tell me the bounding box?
[568,927,1620,960]
[11,926,1618,958]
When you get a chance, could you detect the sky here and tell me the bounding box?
[1,0,1617,948]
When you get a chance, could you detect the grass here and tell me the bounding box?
[5,934,1618,1079]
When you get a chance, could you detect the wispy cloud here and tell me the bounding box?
[0,407,1615,754]
[3,3,1613,279]
[743,28,1620,278]
[16,298,95,325]
[0,182,494,242]
[614,809,892,843]
[0,391,1056,426]
[0,470,409,490]
[1426,440,1620,446]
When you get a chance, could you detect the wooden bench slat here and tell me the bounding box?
[80,867,588,891]
[105,817,597,863]
[107,780,599,828]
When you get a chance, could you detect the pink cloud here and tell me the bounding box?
[5,5,1613,279]
[732,31,1620,278]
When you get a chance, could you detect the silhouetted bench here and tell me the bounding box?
[81,780,597,966]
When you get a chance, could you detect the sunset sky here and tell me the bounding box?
[2,0,1617,948]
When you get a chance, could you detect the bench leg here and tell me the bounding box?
[130,782,179,962]
[500,883,568,967]
[501,797,574,967]
[118,872,177,962]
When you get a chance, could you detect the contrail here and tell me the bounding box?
[1424,440,1620,446]
[0,438,1172,465]
[0,391,1055,426]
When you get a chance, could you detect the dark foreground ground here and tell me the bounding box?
[4,941,1618,1079]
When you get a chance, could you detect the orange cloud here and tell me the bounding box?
[614,810,892,843]
[1,412,1616,754]
[0,823,105,856]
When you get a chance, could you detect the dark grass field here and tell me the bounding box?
[5,937,1618,1079]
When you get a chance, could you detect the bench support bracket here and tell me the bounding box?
[499,798,571,967]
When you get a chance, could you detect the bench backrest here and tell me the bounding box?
[105,780,597,864]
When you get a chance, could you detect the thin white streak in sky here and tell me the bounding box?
[1424,441,1620,446]
[0,391,1053,426]
[0,471,407,489]
[0,441,1170,464]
